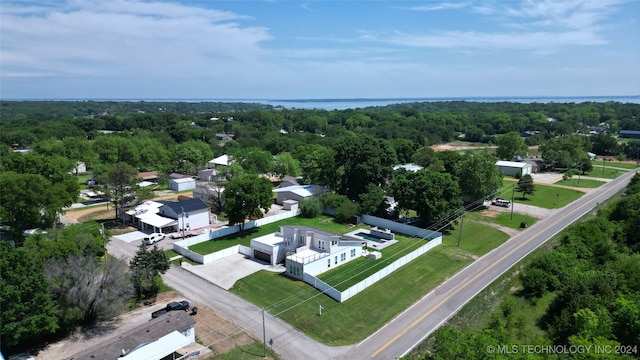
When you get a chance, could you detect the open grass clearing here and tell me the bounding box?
[189,216,366,255]
[231,223,509,345]
[209,341,281,360]
[495,180,584,209]
[465,211,538,230]
[592,160,640,169]
[553,178,605,188]
[583,166,628,179]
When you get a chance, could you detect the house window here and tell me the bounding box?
[334,256,338,265]
[327,259,331,268]
[351,249,356,257]
[319,240,324,249]
[331,240,337,246]
[341,253,346,262]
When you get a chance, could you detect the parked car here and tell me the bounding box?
[491,198,511,208]
[151,300,190,318]
[143,232,166,245]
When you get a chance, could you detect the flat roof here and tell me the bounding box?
[496,160,531,168]
[253,232,284,246]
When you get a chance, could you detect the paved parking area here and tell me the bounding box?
[113,230,149,243]
[182,253,284,290]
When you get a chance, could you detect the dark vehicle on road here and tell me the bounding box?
[151,300,190,318]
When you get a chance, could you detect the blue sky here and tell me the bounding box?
[1,0,638,99]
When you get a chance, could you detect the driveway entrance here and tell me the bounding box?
[182,253,283,290]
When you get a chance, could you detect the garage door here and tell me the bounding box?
[254,249,271,263]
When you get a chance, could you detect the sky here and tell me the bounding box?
[1,0,639,100]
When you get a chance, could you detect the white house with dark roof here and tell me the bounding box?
[250,225,363,277]
[158,198,210,232]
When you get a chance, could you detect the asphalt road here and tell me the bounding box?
[108,170,637,360]
[341,169,637,359]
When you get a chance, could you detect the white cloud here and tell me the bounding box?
[403,2,470,11]
[0,0,271,78]
[369,0,621,52]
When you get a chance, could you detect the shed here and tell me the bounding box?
[619,130,640,139]
[496,160,532,177]
[169,177,196,191]
[272,185,327,205]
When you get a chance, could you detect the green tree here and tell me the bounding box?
[454,152,503,203]
[274,152,301,177]
[129,243,170,299]
[540,135,591,170]
[0,172,69,238]
[389,169,463,226]
[98,162,138,225]
[495,131,528,160]
[333,135,397,201]
[223,173,273,230]
[293,144,336,186]
[411,146,445,172]
[0,242,59,349]
[299,197,322,218]
[516,174,535,199]
[358,183,389,217]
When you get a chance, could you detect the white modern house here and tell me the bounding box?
[496,160,533,177]
[250,226,363,278]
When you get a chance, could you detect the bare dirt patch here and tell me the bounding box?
[34,291,256,360]
[481,210,500,218]
[431,142,496,152]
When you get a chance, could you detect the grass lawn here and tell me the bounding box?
[189,216,366,255]
[231,223,509,345]
[442,221,510,256]
[553,178,606,188]
[318,233,429,291]
[465,211,538,230]
[592,160,640,169]
[211,342,281,360]
[496,181,584,209]
[583,167,629,179]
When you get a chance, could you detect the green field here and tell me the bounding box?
[553,178,606,188]
[583,166,629,179]
[496,180,584,209]
[231,223,509,345]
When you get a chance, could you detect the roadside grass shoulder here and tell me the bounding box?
[496,181,584,209]
[591,160,639,170]
[553,178,606,188]
[583,167,628,179]
[231,223,509,345]
[209,341,281,360]
[465,211,538,230]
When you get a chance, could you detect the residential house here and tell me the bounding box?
[137,171,158,182]
[215,133,235,141]
[67,311,196,360]
[169,173,192,180]
[208,154,232,169]
[392,163,423,172]
[278,175,302,188]
[619,130,640,139]
[496,160,532,177]
[197,168,218,182]
[192,182,225,210]
[272,185,327,205]
[158,198,210,232]
[169,177,196,191]
[250,226,363,278]
[522,158,546,173]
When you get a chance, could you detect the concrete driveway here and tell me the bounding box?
[113,230,149,243]
[181,253,284,290]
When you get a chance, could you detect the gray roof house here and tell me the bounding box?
[67,311,196,360]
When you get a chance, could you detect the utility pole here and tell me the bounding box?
[602,157,606,176]
[510,183,515,220]
[181,207,185,239]
[262,308,266,358]
[457,214,465,247]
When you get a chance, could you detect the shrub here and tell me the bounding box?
[299,197,322,218]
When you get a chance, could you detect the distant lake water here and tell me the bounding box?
[23,95,640,111]
[142,96,640,110]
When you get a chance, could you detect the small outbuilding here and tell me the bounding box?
[496,160,532,177]
[169,177,196,192]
